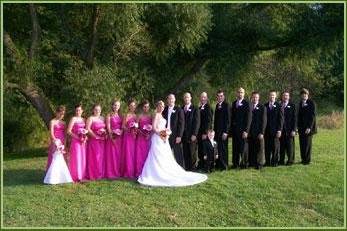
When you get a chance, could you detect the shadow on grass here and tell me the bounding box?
[4,147,47,161]
[3,169,45,187]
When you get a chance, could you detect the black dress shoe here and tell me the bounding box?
[256,165,263,170]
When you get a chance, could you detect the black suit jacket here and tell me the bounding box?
[202,139,218,161]
[182,104,201,141]
[230,99,252,134]
[280,101,296,135]
[297,99,317,135]
[214,101,231,136]
[162,106,185,138]
[198,103,213,135]
[249,103,267,137]
[265,101,284,136]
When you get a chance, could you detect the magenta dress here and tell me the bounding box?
[135,115,152,177]
[121,115,137,179]
[46,121,65,171]
[104,114,123,179]
[69,120,87,182]
[87,119,106,180]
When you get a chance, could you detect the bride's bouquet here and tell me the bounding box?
[54,139,66,154]
[96,128,107,139]
[111,128,122,139]
[160,129,172,143]
[77,128,88,143]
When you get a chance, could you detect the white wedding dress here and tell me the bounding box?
[138,116,207,187]
[44,149,73,185]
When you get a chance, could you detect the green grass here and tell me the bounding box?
[2,128,345,227]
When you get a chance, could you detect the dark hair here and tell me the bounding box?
[251,91,260,96]
[56,105,66,113]
[127,98,136,107]
[141,99,150,106]
[282,90,290,95]
[216,89,224,95]
[300,88,309,95]
[74,103,82,109]
[92,103,101,110]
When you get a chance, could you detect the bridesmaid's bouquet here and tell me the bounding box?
[54,139,66,154]
[96,128,107,139]
[142,124,153,139]
[159,129,172,143]
[77,128,88,143]
[112,128,122,139]
[129,122,139,136]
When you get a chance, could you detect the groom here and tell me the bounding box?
[163,94,185,168]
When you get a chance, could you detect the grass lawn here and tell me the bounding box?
[2,128,345,227]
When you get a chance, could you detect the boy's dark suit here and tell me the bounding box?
[201,139,218,172]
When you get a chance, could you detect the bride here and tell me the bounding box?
[138,100,207,187]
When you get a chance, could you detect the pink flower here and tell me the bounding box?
[143,124,153,131]
[96,128,106,137]
[112,128,122,136]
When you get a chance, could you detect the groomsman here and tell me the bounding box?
[297,88,317,165]
[182,92,201,171]
[162,94,185,168]
[201,129,218,173]
[279,91,296,165]
[248,92,267,169]
[197,92,213,170]
[213,89,230,170]
[230,87,252,168]
[264,90,284,167]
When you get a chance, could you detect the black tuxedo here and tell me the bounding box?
[279,101,296,165]
[264,101,284,166]
[197,103,213,170]
[230,99,252,168]
[182,104,200,170]
[248,103,267,168]
[162,105,185,168]
[213,101,230,170]
[297,99,317,164]
[201,139,218,172]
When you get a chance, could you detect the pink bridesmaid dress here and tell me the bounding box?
[87,119,106,180]
[46,121,65,171]
[135,115,152,177]
[69,120,87,182]
[104,114,123,179]
[122,115,137,179]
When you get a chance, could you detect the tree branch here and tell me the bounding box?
[3,31,22,65]
[29,3,41,59]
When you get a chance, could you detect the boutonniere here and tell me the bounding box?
[255,106,259,110]
[172,110,176,113]
[187,108,192,112]
[287,105,291,108]
[273,104,276,108]
[213,141,217,145]
[303,103,308,107]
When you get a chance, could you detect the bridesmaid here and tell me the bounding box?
[67,103,87,182]
[86,104,106,180]
[46,105,66,171]
[135,100,153,177]
[121,99,138,179]
[104,99,123,179]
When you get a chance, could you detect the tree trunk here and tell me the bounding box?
[86,5,101,69]
[28,3,41,59]
[5,82,53,129]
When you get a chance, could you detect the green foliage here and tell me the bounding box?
[3,3,344,151]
